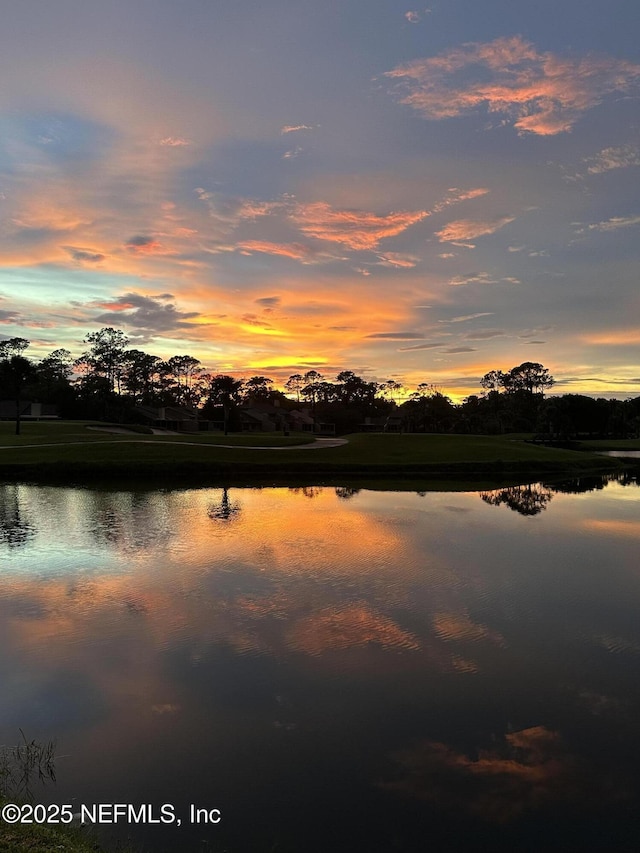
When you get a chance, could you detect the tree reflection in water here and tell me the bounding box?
[86,491,173,552]
[288,486,323,499]
[480,472,635,515]
[207,487,242,521]
[480,484,554,516]
[335,487,361,500]
[549,473,615,493]
[0,484,35,548]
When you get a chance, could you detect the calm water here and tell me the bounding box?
[1,475,640,852]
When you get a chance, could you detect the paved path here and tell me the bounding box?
[0,436,348,451]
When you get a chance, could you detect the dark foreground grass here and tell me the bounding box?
[0,810,104,853]
[0,427,623,485]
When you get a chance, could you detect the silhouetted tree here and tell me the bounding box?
[163,354,203,407]
[76,328,129,393]
[285,373,304,403]
[507,362,555,395]
[121,349,163,404]
[0,338,34,435]
[203,374,244,433]
[380,378,404,403]
[243,376,274,402]
[301,370,324,413]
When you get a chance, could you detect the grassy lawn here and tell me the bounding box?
[0,425,619,483]
[324,433,590,465]
[0,420,121,445]
[144,432,311,446]
[0,421,310,447]
[576,438,640,451]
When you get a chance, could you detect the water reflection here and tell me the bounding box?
[478,472,637,515]
[288,485,323,499]
[83,489,174,552]
[0,484,35,548]
[383,725,629,824]
[480,483,554,515]
[335,487,361,500]
[207,487,242,521]
[1,477,640,850]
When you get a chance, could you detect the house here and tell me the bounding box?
[288,409,315,432]
[384,415,403,433]
[133,405,213,432]
[0,400,59,420]
[238,403,335,435]
[239,403,289,432]
[359,416,387,432]
[359,415,402,433]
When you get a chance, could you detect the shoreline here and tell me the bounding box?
[0,456,629,489]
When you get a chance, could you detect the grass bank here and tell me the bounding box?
[0,422,623,485]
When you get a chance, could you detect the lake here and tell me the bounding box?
[1,474,640,852]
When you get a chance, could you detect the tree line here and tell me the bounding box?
[1,327,639,438]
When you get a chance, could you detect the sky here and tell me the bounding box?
[0,0,639,400]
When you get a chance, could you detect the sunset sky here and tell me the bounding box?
[1,0,639,399]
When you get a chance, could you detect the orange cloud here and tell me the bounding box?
[382,725,627,823]
[582,329,640,345]
[376,252,421,268]
[236,240,341,263]
[582,519,640,538]
[431,187,489,214]
[291,201,429,250]
[436,215,516,243]
[285,604,420,655]
[384,35,640,135]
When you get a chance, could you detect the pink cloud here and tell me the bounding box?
[384,36,640,135]
[124,235,174,255]
[159,137,191,147]
[281,124,316,134]
[94,299,136,311]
